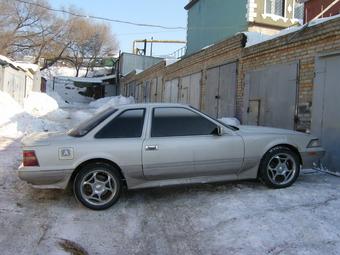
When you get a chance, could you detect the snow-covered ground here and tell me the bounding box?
[0,90,340,254]
[42,65,115,105]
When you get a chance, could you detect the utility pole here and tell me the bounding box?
[150,37,154,56]
[143,39,147,56]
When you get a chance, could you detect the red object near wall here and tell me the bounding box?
[304,0,340,23]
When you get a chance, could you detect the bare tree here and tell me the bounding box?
[0,0,119,72]
[67,17,118,76]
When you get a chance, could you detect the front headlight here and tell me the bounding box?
[307,139,321,148]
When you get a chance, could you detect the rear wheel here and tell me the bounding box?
[73,162,122,210]
[259,146,300,188]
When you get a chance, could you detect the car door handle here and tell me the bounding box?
[145,145,158,151]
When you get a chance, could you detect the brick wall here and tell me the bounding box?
[240,18,340,130]
[121,16,340,131]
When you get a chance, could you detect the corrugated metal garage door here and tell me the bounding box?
[156,76,162,102]
[163,79,179,103]
[135,84,142,103]
[142,81,151,102]
[179,72,201,108]
[204,62,237,118]
[127,82,135,97]
[312,54,340,172]
[150,78,157,102]
[4,71,26,105]
[243,62,298,130]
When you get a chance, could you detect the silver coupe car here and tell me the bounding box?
[18,103,325,210]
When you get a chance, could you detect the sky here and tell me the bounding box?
[51,0,188,57]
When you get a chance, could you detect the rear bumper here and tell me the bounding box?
[17,164,73,189]
[300,148,325,169]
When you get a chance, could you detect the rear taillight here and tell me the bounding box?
[23,150,39,167]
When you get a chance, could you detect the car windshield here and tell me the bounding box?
[68,107,117,137]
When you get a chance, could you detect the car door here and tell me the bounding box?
[142,107,244,180]
[94,108,146,177]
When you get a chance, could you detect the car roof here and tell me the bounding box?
[116,103,190,109]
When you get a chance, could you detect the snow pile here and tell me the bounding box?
[243,32,272,47]
[24,92,59,116]
[89,95,135,112]
[0,91,24,124]
[0,91,64,138]
[46,90,69,108]
[219,117,241,126]
[24,92,69,121]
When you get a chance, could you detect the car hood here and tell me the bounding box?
[21,131,72,147]
[236,125,306,136]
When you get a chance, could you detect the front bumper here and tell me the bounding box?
[17,164,73,189]
[300,148,325,169]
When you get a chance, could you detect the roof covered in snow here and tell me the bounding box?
[15,62,40,73]
[0,55,25,71]
[0,55,40,74]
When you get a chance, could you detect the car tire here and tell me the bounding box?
[259,146,300,189]
[73,162,122,210]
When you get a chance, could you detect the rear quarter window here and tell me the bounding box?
[68,108,117,137]
[95,109,145,138]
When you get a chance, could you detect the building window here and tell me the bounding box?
[265,0,285,17]
[294,2,304,20]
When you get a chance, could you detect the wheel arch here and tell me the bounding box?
[68,158,126,189]
[265,144,302,163]
[257,143,303,178]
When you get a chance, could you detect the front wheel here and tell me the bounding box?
[259,146,300,189]
[73,163,122,210]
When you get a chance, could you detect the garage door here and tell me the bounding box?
[163,79,179,103]
[150,78,157,102]
[135,84,142,103]
[204,62,237,118]
[243,62,298,130]
[156,76,162,102]
[142,81,151,102]
[311,54,340,172]
[179,72,201,108]
[127,82,136,97]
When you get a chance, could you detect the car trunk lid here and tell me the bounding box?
[21,132,67,147]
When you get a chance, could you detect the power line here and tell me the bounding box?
[117,29,185,36]
[14,0,186,30]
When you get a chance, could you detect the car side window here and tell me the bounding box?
[151,107,217,137]
[95,109,145,138]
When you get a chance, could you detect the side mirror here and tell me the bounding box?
[213,126,224,136]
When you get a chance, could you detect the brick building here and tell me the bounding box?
[301,0,340,23]
[121,15,340,171]
[185,0,305,55]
